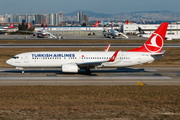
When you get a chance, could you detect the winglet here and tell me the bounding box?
[104,44,110,52]
[108,50,119,62]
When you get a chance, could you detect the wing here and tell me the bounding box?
[17,30,36,34]
[46,32,57,38]
[77,61,105,68]
[77,50,119,68]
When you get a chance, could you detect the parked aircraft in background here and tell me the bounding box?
[6,22,168,74]
[0,23,18,32]
[0,23,14,29]
[33,19,57,38]
[19,19,57,38]
[33,20,101,38]
[102,22,128,39]
[138,26,180,40]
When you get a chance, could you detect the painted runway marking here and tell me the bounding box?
[0,76,171,80]
[1,81,180,84]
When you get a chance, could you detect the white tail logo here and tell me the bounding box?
[147,35,161,48]
[144,33,163,53]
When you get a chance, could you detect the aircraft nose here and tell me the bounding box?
[6,59,13,66]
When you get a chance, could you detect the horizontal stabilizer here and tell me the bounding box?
[151,50,166,56]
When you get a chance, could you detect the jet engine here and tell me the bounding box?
[62,64,79,73]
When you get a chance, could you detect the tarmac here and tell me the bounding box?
[0,67,179,86]
[0,43,179,48]
[0,34,179,86]
[0,34,147,40]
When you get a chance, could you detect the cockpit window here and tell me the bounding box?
[12,56,19,59]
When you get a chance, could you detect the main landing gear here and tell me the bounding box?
[85,68,91,75]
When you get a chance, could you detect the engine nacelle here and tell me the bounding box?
[62,64,79,73]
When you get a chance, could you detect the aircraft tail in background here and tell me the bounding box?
[28,23,31,29]
[93,21,100,27]
[8,23,14,28]
[138,27,146,34]
[125,20,128,24]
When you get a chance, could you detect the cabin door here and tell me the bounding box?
[24,54,29,63]
[137,54,141,64]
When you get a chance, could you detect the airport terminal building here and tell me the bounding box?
[34,26,121,36]
[35,26,104,36]
[123,24,180,35]
[34,23,180,36]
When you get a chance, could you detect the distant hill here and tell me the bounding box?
[64,10,180,21]
[64,10,112,18]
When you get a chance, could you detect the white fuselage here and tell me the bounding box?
[139,34,180,40]
[6,51,161,69]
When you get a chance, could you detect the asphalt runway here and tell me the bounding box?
[0,67,179,86]
[0,35,147,40]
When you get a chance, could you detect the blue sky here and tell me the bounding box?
[0,0,179,14]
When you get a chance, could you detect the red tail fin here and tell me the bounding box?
[44,19,45,29]
[8,23,14,28]
[111,21,113,29]
[93,21,100,27]
[28,23,31,28]
[128,22,168,53]
[125,20,128,24]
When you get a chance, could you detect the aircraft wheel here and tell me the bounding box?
[85,68,91,75]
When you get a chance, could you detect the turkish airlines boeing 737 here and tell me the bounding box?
[6,23,168,74]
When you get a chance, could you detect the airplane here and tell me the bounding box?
[99,21,111,27]
[0,23,14,29]
[102,22,128,39]
[6,22,168,74]
[93,21,100,27]
[0,23,18,32]
[18,19,57,38]
[33,19,57,38]
[138,26,180,40]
